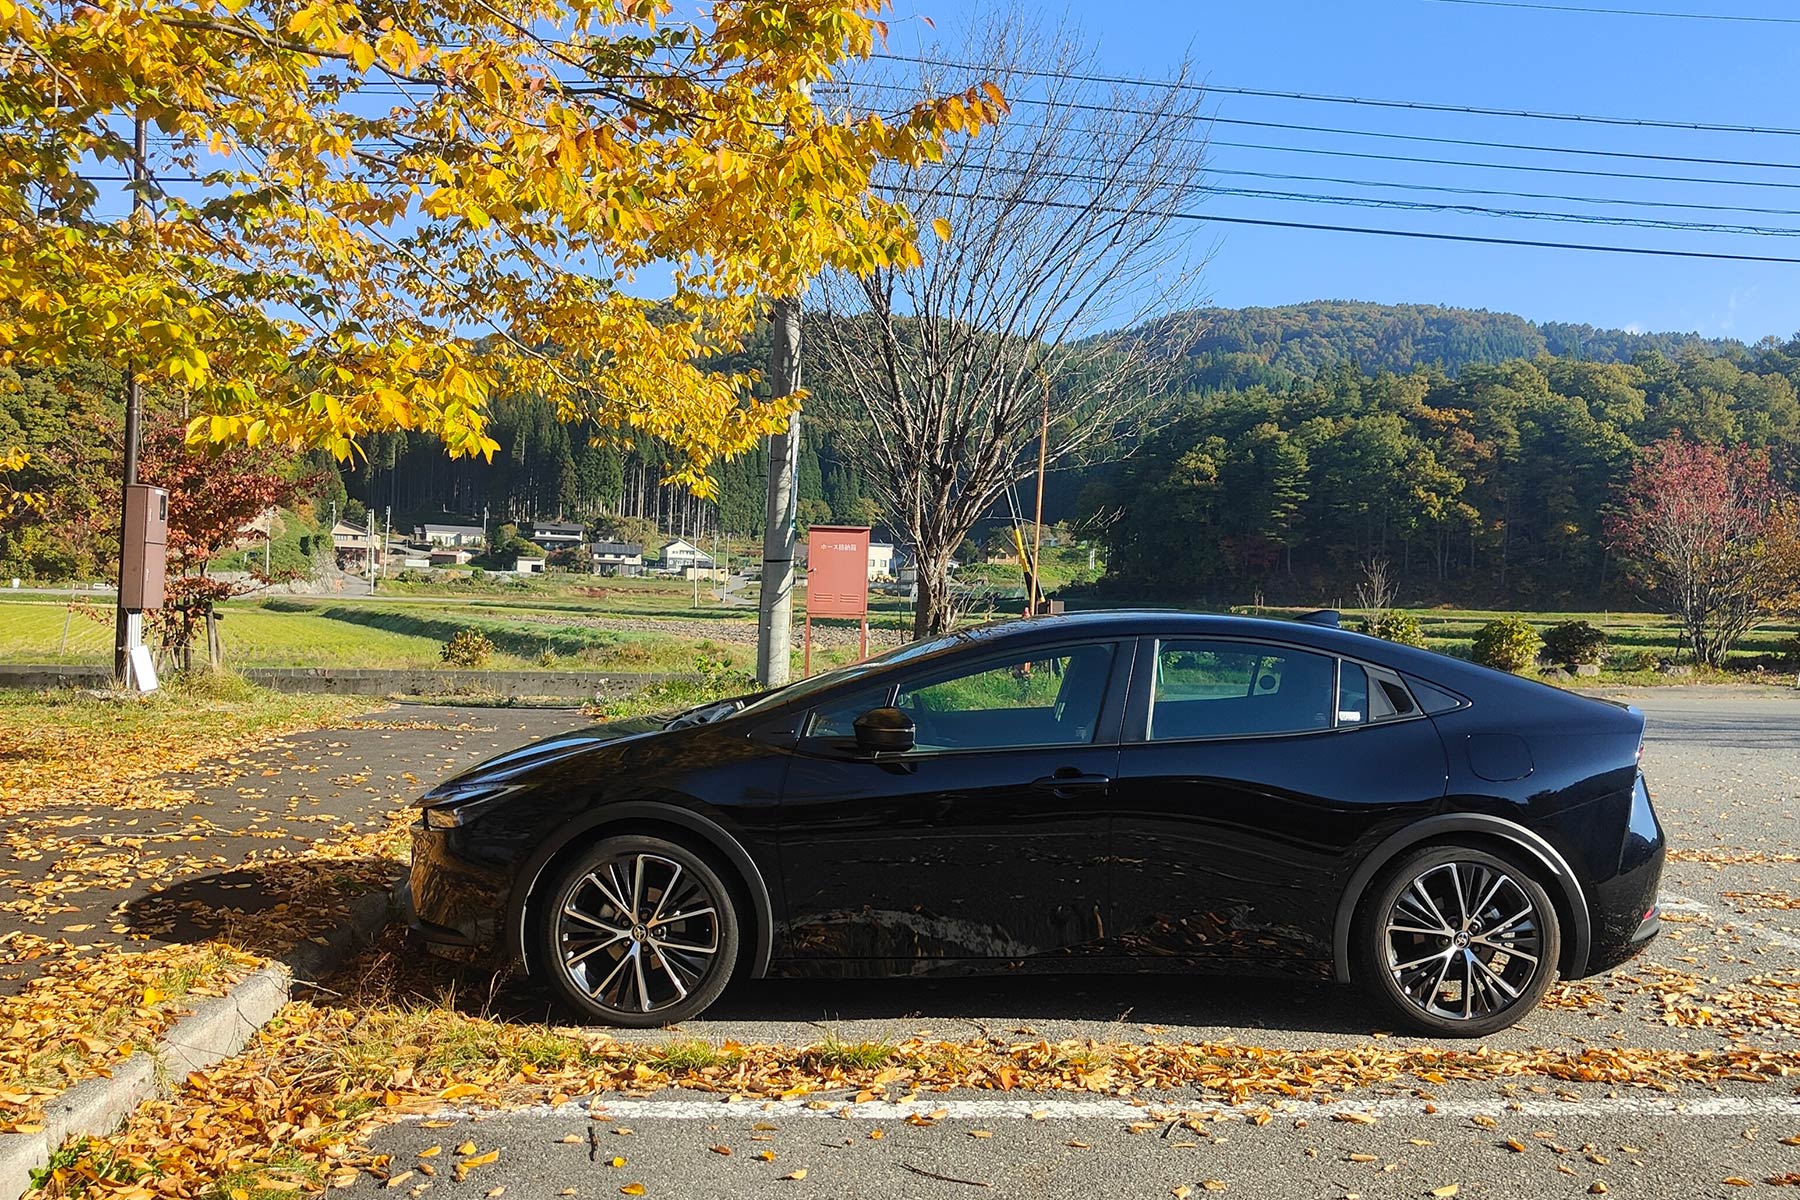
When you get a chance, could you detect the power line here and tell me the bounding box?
[1207,137,1800,193]
[915,162,1800,237]
[997,152,1800,219]
[147,125,1800,196]
[907,187,1800,264]
[1203,164,1800,218]
[839,79,1800,174]
[66,168,1800,262]
[869,52,1800,138]
[1420,0,1800,24]
[87,160,1800,237]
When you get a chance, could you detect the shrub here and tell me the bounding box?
[440,628,495,667]
[538,649,558,668]
[1367,609,1427,649]
[1610,648,1659,673]
[1541,620,1608,666]
[1471,616,1542,673]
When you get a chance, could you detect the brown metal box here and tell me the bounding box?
[120,483,169,610]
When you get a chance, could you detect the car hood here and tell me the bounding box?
[426,716,668,794]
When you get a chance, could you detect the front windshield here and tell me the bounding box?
[734,627,991,717]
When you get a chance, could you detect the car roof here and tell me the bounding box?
[920,610,1568,708]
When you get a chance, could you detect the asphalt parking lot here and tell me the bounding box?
[342,689,1800,1199]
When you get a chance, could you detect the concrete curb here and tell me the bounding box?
[0,879,407,1200]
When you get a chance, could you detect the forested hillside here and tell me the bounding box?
[1172,301,1746,384]
[1087,348,1800,608]
[5,301,1796,610]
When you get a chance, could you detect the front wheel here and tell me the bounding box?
[1355,845,1561,1038]
[536,835,740,1027]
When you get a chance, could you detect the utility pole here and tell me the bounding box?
[756,296,801,687]
[112,111,148,683]
[1029,373,1049,615]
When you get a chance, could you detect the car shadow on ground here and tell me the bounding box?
[326,930,1394,1039]
[117,858,403,959]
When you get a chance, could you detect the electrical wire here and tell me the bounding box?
[837,78,1800,174]
[904,187,1800,264]
[1420,0,1800,24]
[868,52,1800,137]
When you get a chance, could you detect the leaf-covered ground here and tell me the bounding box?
[0,684,582,1138]
[23,921,1800,1200]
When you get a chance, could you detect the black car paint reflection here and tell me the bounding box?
[408,611,1663,1003]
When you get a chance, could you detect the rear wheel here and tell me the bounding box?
[536,835,740,1027]
[1355,844,1561,1037]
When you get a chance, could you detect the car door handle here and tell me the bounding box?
[1031,772,1111,798]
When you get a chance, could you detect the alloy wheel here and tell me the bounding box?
[1383,860,1544,1022]
[555,851,723,1015]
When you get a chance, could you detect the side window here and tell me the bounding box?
[804,684,896,741]
[892,643,1116,751]
[1150,640,1335,740]
[1338,662,1418,727]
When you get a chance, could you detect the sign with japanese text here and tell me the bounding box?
[805,525,871,617]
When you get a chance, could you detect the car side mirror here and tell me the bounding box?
[852,707,915,754]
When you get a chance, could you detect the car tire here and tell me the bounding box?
[1355,843,1562,1038]
[536,834,741,1028]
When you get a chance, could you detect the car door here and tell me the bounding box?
[1110,636,1448,968]
[776,638,1132,969]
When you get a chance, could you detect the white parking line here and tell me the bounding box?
[421,1093,1800,1124]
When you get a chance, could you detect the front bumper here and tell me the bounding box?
[408,821,512,959]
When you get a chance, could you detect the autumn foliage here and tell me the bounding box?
[0,0,1005,488]
[1607,435,1800,667]
[139,421,311,662]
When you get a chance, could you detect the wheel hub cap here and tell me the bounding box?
[1383,860,1543,1022]
[555,851,723,1015]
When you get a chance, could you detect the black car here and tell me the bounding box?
[409,611,1664,1036]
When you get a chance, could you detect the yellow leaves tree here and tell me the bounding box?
[0,0,1003,489]
[0,445,40,520]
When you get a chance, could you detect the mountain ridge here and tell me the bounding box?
[1167,299,1752,383]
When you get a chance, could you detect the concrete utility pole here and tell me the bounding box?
[112,111,148,683]
[1030,374,1049,615]
[756,296,801,688]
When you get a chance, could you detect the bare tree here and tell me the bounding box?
[806,8,1210,636]
[1355,557,1397,615]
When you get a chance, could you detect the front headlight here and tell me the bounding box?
[418,782,522,829]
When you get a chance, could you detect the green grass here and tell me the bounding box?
[644,1038,738,1072]
[5,584,1791,687]
[803,1034,897,1072]
[207,1147,322,1200]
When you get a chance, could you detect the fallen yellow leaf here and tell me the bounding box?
[620,1186,645,1197]
[783,1169,808,1181]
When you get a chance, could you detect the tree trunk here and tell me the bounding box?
[914,557,955,639]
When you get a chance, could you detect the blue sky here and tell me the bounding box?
[877,0,1800,341]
